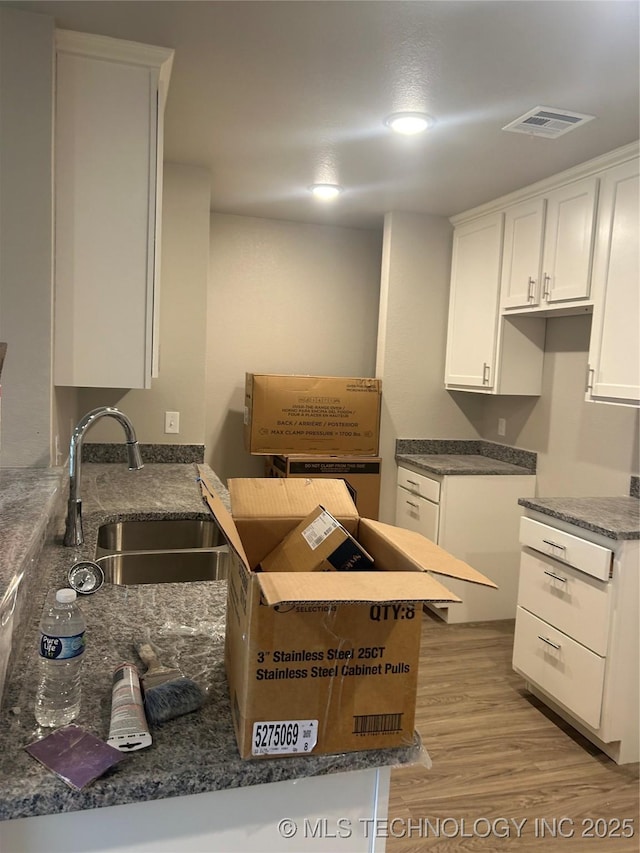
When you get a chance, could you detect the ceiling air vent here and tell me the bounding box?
[502,106,596,138]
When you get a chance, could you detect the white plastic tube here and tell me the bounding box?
[107,663,152,751]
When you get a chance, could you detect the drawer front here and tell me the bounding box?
[395,487,439,542]
[513,607,605,729]
[519,517,613,581]
[397,467,441,503]
[518,550,611,656]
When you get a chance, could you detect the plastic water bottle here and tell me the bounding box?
[34,588,86,727]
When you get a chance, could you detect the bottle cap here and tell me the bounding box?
[56,588,77,604]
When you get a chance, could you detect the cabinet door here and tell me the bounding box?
[587,158,640,405]
[542,177,598,305]
[445,213,503,390]
[501,197,545,309]
[54,33,172,390]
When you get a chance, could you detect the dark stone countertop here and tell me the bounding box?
[518,496,640,541]
[0,463,423,823]
[396,439,537,476]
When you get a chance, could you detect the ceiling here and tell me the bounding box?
[5,0,640,229]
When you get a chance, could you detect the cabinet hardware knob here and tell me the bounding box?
[538,635,561,651]
[543,570,567,583]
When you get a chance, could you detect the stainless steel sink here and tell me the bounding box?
[95,518,229,585]
[96,548,228,585]
[96,519,225,554]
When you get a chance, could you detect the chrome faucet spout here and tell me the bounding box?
[64,407,144,547]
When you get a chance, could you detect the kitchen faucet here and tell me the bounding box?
[63,407,144,546]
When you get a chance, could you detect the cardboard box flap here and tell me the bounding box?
[359,518,498,588]
[256,569,463,606]
[228,477,359,522]
[198,471,250,570]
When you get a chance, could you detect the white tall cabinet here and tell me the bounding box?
[586,158,640,406]
[54,31,173,389]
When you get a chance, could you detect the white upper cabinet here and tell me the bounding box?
[500,197,546,310]
[501,177,598,314]
[445,213,502,390]
[587,158,640,406]
[447,142,638,403]
[54,31,173,389]
[445,213,545,395]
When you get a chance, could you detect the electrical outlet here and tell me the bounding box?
[164,411,180,434]
[497,417,506,437]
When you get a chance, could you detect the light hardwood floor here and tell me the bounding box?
[387,613,639,852]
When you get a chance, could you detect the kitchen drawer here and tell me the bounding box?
[395,487,439,542]
[519,517,613,581]
[517,550,611,656]
[397,467,441,503]
[513,606,605,729]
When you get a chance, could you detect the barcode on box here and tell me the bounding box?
[302,509,339,550]
[353,712,403,735]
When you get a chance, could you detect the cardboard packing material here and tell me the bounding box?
[259,505,375,573]
[244,373,381,456]
[265,454,382,520]
[197,470,497,760]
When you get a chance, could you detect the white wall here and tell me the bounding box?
[0,7,54,468]
[76,164,210,447]
[375,211,485,521]
[482,314,639,497]
[206,214,382,483]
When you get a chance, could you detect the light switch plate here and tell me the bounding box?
[164,411,180,434]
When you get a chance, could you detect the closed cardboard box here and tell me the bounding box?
[198,471,496,760]
[244,373,381,456]
[265,454,382,520]
[260,505,374,573]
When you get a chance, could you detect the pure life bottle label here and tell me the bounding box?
[40,632,85,660]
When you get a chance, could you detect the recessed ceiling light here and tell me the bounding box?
[384,112,435,135]
[309,183,343,200]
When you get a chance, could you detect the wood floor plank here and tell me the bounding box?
[387,613,639,852]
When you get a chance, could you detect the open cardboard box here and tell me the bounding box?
[198,469,496,759]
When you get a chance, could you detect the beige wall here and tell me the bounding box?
[375,211,485,521]
[77,164,210,447]
[482,314,639,497]
[0,8,54,468]
[206,214,383,484]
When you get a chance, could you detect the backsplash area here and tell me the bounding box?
[82,444,205,464]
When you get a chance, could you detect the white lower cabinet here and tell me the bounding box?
[513,513,639,764]
[396,465,535,623]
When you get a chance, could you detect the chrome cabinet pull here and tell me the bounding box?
[585,364,595,392]
[527,276,536,301]
[542,273,551,299]
[482,362,490,385]
[544,570,567,583]
[406,501,419,509]
[406,479,419,487]
[542,538,566,552]
[538,635,561,651]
